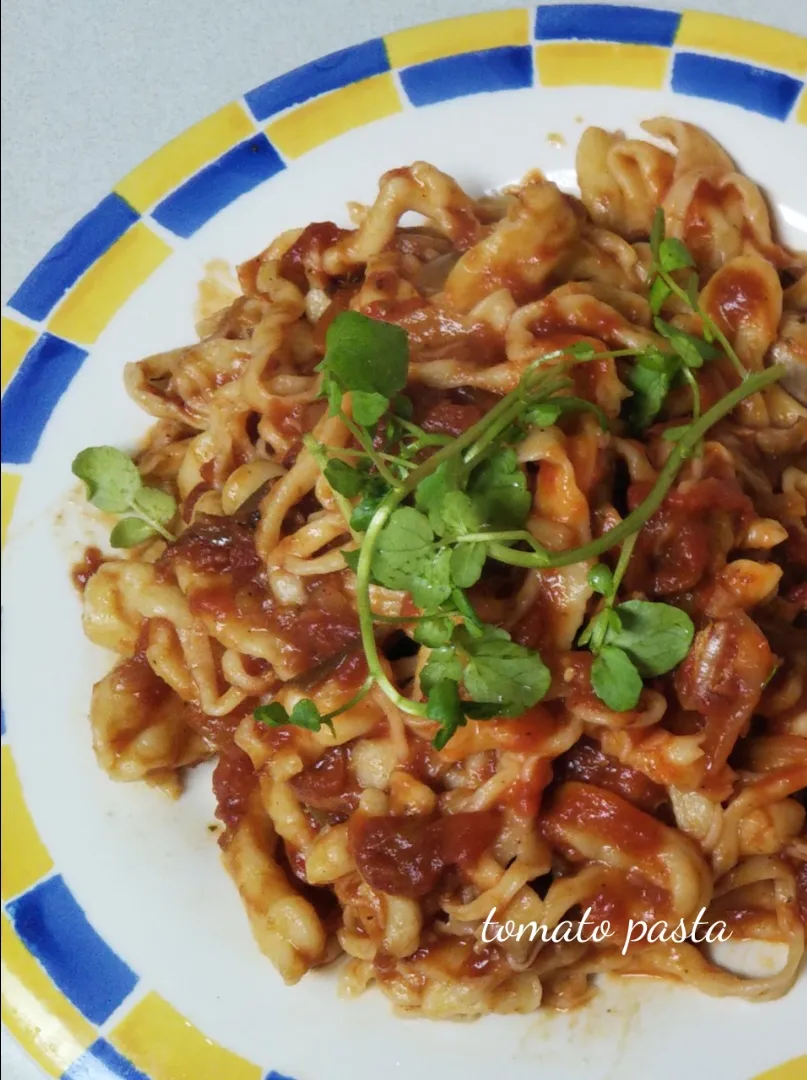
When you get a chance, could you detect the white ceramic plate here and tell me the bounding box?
[2,8,806,1080]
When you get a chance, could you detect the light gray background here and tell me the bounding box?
[1,1,805,1077]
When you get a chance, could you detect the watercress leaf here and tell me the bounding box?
[342,549,361,572]
[568,341,596,360]
[658,237,695,273]
[649,275,672,315]
[606,609,623,636]
[391,394,414,419]
[253,702,290,727]
[132,486,176,527]
[607,600,695,677]
[654,317,718,368]
[628,362,672,429]
[463,701,502,720]
[371,507,434,591]
[413,616,455,647]
[436,491,482,538]
[467,448,531,530]
[591,646,644,712]
[415,459,461,534]
[289,699,331,732]
[524,402,562,427]
[324,459,368,497]
[351,390,389,427]
[318,311,408,397]
[350,476,390,532]
[72,446,141,513]
[636,345,679,375]
[459,628,551,713]
[450,541,487,589]
[427,680,465,750]
[410,546,453,611]
[649,207,665,260]
[109,516,155,548]
[588,563,614,597]
[420,647,463,694]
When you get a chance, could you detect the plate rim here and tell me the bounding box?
[1,6,806,1080]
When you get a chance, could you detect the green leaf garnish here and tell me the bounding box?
[606,600,694,677]
[410,546,453,611]
[466,448,531,530]
[457,625,551,715]
[412,616,455,647]
[351,390,390,427]
[350,477,390,532]
[251,307,780,747]
[649,275,672,315]
[324,459,368,497]
[658,237,695,273]
[629,359,674,429]
[254,698,334,733]
[523,402,562,427]
[132,486,179,526]
[426,680,465,749]
[72,445,177,545]
[72,446,141,513]
[654,317,718,369]
[110,517,156,548]
[421,646,463,693]
[591,646,644,712]
[342,549,361,572]
[371,507,435,591]
[317,311,408,398]
[450,541,487,588]
[587,563,613,596]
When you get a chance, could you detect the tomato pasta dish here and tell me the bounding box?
[73,117,806,1017]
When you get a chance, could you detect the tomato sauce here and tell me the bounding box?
[212,742,258,846]
[554,738,666,813]
[540,782,666,862]
[278,222,347,291]
[71,546,104,593]
[708,266,769,334]
[289,745,360,817]
[675,611,775,773]
[348,810,500,898]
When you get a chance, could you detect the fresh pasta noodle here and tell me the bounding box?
[73,119,806,1019]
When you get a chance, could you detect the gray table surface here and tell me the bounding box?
[1,1,805,1077]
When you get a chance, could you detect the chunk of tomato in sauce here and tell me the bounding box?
[289,745,360,817]
[212,742,257,848]
[349,811,500,898]
[553,737,666,813]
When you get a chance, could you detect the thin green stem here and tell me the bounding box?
[340,413,400,487]
[456,529,549,562]
[487,365,784,570]
[303,436,360,540]
[129,502,175,542]
[609,531,638,599]
[332,446,414,469]
[658,268,746,379]
[451,587,483,632]
[396,418,453,447]
[322,676,374,722]
[681,366,701,422]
